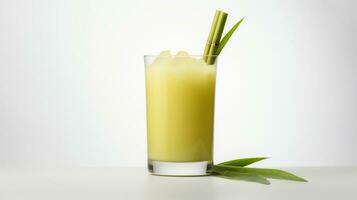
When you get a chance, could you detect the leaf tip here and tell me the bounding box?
[298,177,308,182]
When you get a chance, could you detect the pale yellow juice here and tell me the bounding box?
[145,51,216,162]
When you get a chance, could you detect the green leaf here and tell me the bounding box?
[215,165,308,182]
[216,17,244,55]
[217,157,269,167]
[213,167,270,185]
[217,171,271,185]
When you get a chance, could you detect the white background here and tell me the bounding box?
[0,0,356,167]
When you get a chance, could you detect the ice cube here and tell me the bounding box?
[175,51,189,57]
[150,50,173,67]
[159,50,172,57]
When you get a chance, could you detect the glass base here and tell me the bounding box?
[148,160,213,176]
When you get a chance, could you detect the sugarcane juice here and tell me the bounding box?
[145,51,216,162]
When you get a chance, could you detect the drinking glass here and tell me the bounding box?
[144,54,217,176]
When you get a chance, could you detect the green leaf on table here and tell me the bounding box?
[215,165,308,182]
[217,157,268,167]
[217,171,271,185]
[213,166,270,185]
[216,17,244,55]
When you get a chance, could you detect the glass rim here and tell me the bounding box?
[144,54,218,58]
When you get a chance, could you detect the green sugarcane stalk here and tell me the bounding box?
[203,10,227,64]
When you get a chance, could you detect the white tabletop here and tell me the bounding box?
[1,167,356,200]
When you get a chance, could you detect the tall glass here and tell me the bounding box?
[144,54,217,176]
